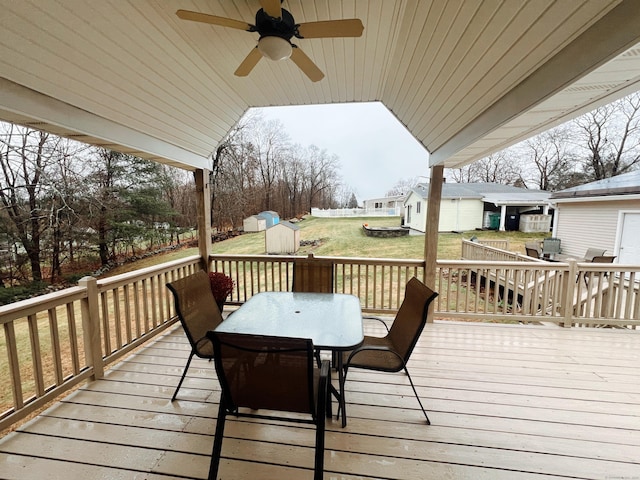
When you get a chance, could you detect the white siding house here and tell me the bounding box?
[404,182,552,233]
[265,221,300,254]
[551,171,640,264]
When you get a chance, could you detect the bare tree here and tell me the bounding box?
[0,124,58,282]
[450,152,522,185]
[521,126,578,190]
[386,177,419,196]
[573,91,640,180]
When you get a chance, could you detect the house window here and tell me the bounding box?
[374,202,382,208]
[407,205,412,223]
[416,201,421,214]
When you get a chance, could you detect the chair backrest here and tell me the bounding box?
[591,255,616,264]
[209,332,316,416]
[542,238,562,255]
[388,277,438,364]
[292,257,334,293]
[166,270,223,357]
[584,248,607,262]
[525,243,541,259]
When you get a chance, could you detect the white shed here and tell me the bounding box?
[265,221,300,254]
[551,171,640,264]
[243,215,266,232]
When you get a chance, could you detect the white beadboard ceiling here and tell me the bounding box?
[1,0,639,171]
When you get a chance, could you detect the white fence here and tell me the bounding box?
[311,207,403,217]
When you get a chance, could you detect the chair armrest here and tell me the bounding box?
[362,315,391,333]
[317,359,330,417]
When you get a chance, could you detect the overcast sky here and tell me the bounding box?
[256,102,430,201]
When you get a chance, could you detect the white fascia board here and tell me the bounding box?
[0,78,211,171]
[552,194,640,204]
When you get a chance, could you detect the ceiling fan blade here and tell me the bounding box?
[259,0,282,19]
[176,10,252,31]
[297,19,364,38]
[234,47,262,77]
[290,47,324,82]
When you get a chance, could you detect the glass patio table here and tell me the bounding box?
[214,291,363,427]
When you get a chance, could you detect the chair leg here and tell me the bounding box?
[315,362,328,480]
[404,366,430,425]
[208,402,227,480]
[171,351,194,401]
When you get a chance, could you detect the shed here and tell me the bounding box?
[243,215,266,232]
[265,221,300,254]
[551,171,640,264]
[258,211,280,228]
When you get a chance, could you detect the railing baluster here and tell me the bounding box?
[28,314,44,396]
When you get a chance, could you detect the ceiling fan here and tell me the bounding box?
[176,0,364,82]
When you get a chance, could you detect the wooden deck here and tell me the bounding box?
[1,320,639,479]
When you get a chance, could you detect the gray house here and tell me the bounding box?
[551,171,640,264]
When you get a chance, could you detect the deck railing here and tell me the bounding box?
[1,251,638,433]
[0,255,202,431]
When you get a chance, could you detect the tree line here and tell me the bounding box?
[447,92,640,190]
[0,113,350,288]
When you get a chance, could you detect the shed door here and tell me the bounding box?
[617,212,640,265]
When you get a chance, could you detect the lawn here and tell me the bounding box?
[211,216,547,259]
[104,216,548,277]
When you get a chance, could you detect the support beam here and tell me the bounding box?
[499,205,507,231]
[195,169,212,270]
[423,165,443,306]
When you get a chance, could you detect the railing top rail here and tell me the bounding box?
[438,259,568,270]
[0,286,87,325]
[96,254,203,290]
[210,253,425,267]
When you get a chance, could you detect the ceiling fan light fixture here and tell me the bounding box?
[258,36,292,61]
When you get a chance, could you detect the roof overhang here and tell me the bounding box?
[1,0,639,170]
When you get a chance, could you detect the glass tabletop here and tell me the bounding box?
[215,292,363,350]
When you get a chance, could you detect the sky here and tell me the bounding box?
[256,102,430,201]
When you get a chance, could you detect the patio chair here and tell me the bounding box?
[292,255,334,293]
[583,248,606,262]
[525,242,542,259]
[166,270,223,401]
[342,277,438,424]
[207,332,330,480]
[542,237,562,259]
[581,254,616,285]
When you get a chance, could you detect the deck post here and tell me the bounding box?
[195,168,213,271]
[424,165,444,320]
[561,259,578,328]
[79,276,105,379]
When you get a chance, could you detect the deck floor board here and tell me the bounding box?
[1,321,639,479]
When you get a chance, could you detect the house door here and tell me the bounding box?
[617,212,640,265]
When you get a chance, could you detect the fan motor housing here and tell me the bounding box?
[255,8,297,41]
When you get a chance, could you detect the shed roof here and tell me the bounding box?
[268,220,299,231]
[551,170,640,199]
[1,1,640,170]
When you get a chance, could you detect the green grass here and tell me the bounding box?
[212,216,548,259]
[103,216,548,277]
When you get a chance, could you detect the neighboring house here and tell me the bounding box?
[243,215,266,232]
[551,171,640,264]
[404,182,552,233]
[258,211,280,228]
[265,221,300,254]
[362,194,406,216]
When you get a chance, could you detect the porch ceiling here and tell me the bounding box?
[1,1,640,171]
